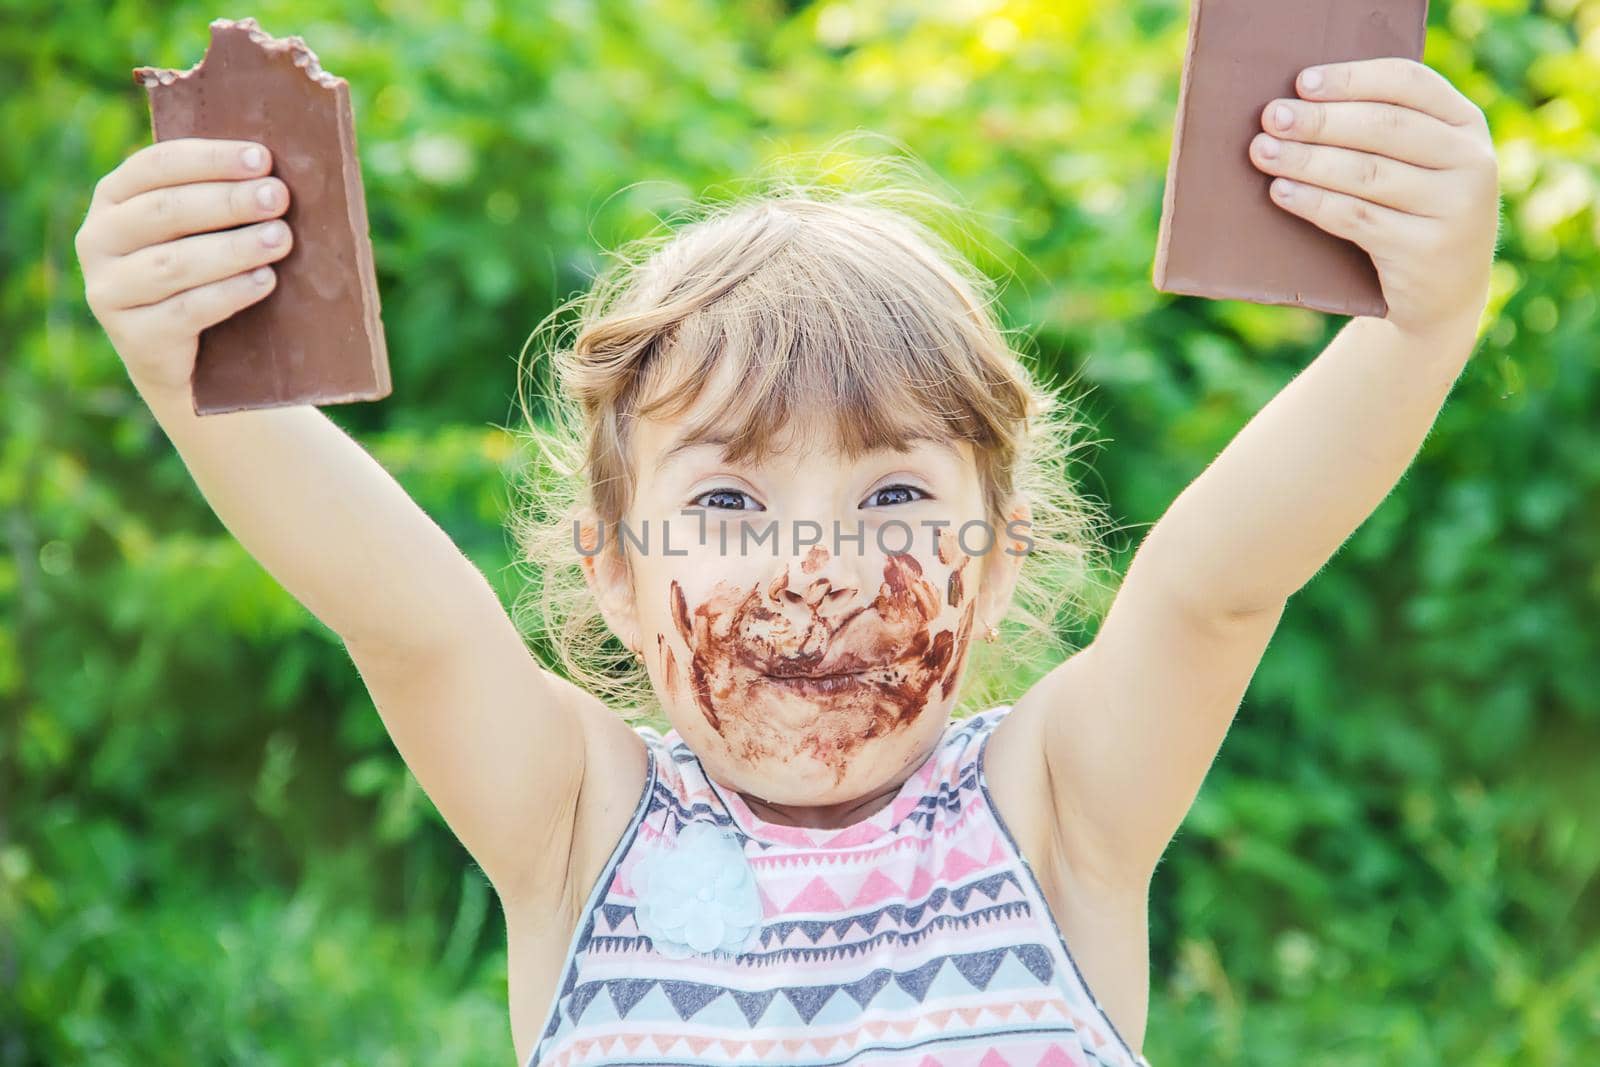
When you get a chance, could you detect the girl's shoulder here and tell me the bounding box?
[945,703,1015,764]
[628,719,724,822]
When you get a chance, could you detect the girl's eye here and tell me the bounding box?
[693,487,763,511]
[864,483,928,508]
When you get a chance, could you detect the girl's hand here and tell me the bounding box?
[1249,57,1501,340]
[74,138,294,395]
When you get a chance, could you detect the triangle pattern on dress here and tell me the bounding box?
[526,707,1150,1067]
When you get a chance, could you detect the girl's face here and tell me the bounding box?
[583,379,1025,815]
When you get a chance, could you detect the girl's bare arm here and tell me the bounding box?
[132,377,505,653]
[138,379,612,897]
[77,138,604,906]
[1131,314,1483,618]
[1011,58,1501,887]
[1010,313,1484,886]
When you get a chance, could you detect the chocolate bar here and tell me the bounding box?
[1153,0,1430,317]
[133,17,390,415]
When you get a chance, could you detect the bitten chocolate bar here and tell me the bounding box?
[133,17,390,415]
[1153,0,1430,318]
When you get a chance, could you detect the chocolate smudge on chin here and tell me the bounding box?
[663,553,975,786]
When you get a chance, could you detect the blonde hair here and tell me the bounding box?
[505,138,1119,725]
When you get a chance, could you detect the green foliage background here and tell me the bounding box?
[3,1,1597,1063]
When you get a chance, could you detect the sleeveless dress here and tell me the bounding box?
[527,705,1154,1067]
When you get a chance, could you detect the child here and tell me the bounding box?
[74,54,1498,1067]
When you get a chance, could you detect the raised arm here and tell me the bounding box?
[75,137,625,906]
[130,379,495,650]
[1134,313,1484,619]
[136,379,632,903]
[1011,58,1501,885]
[1028,313,1484,882]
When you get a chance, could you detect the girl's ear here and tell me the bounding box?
[577,509,644,653]
[976,496,1032,633]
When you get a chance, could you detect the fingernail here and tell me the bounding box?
[242,146,263,169]
[256,183,277,210]
[261,221,287,246]
[1257,134,1281,159]
[1301,67,1323,92]
[1273,179,1297,200]
[1274,104,1294,129]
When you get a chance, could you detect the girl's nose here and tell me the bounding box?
[766,563,860,613]
[800,575,852,608]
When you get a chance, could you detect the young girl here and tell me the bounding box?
[75,54,1498,1067]
[503,166,1152,1066]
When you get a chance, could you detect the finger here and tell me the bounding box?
[1267,176,1427,254]
[1298,57,1486,131]
[95,137,272,208]
[1262,98,1479,171]
[104,218,293,310]
[96,175,289,257]
[117,265,279,346]
[1250,135,1443,218]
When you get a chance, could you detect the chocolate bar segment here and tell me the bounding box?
[1153,0,1430,317]
[133,17,390,414]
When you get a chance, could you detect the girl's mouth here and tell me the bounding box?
[760,670,870,695]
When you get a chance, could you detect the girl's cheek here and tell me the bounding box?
[652,629,684,704]
[934,528,977,613]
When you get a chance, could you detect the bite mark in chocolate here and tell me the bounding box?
[133,17,390,414]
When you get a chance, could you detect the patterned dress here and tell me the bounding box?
[527,705,1154,1067]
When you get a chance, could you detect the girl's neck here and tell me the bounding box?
[738,772,908,829]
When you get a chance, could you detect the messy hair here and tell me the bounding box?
[505,136,1119,724]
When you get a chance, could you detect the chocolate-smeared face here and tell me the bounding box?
[659,539,977,792]
[591,391,1024,813]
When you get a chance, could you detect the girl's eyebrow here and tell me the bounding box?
[653,429,961,476]
[654,433,736,475]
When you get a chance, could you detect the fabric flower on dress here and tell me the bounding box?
[632,821,763,959]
